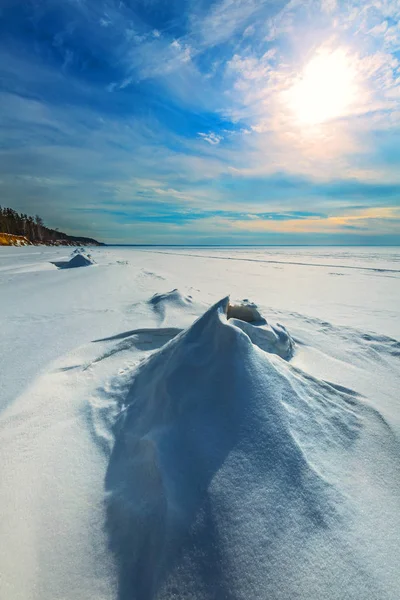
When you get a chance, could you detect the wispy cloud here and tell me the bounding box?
[198,132,223,145]
[0,0,399,243]
[230,206,400,234]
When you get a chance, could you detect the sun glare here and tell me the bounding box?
[287,48,358,126]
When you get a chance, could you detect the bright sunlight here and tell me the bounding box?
[287,48,358,125]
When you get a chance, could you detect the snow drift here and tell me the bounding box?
[104,297,385,600]
[1,244,399,600]
[147,289,198,326]
[52,252,95,269]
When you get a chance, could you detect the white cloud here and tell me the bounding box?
[218,0,400,179]
[198,132,223,145]
[193,0,269,47]
[320,0,337,14]
[153,187,196,202]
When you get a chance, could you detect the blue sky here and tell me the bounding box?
[0,0,399,244]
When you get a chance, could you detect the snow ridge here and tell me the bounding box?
[105,297,361,600]
[52,251,95,269]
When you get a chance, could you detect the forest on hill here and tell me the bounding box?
[0,206,103,246]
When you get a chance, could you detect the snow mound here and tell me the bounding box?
[227,299,293,359]
[105,297,366,600]
[148,289,195,324]
[67,253,94,268]
[53,252,95,269]
[149,288,193,311]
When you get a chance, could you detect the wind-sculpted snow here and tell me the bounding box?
[227,299,294,359]
[51,251,95,269]
[148,289,196,323]
[149,289,193,310]
[105,298,369,600]
[1,247,400,600]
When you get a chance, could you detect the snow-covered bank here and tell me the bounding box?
[0,246,399,600]
[0,232,31,246]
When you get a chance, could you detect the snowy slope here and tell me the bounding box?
[0,246,399,600]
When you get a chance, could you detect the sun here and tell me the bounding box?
[287,48,357,126]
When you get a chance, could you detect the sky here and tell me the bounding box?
[0,0,400,245]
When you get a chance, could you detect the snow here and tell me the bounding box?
[52,251,96,269]
[0,245,399,600]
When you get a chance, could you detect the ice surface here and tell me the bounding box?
[0,246,399,600]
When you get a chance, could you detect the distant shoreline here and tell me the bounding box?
[0,207,104,247]
[0,232,104,247]
[106,243,400,248]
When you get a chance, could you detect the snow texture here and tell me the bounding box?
[103,296,385,600]
[0,246,399,600]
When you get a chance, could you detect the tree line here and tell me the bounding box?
[0,206,102,245]
[0,206,48,242]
